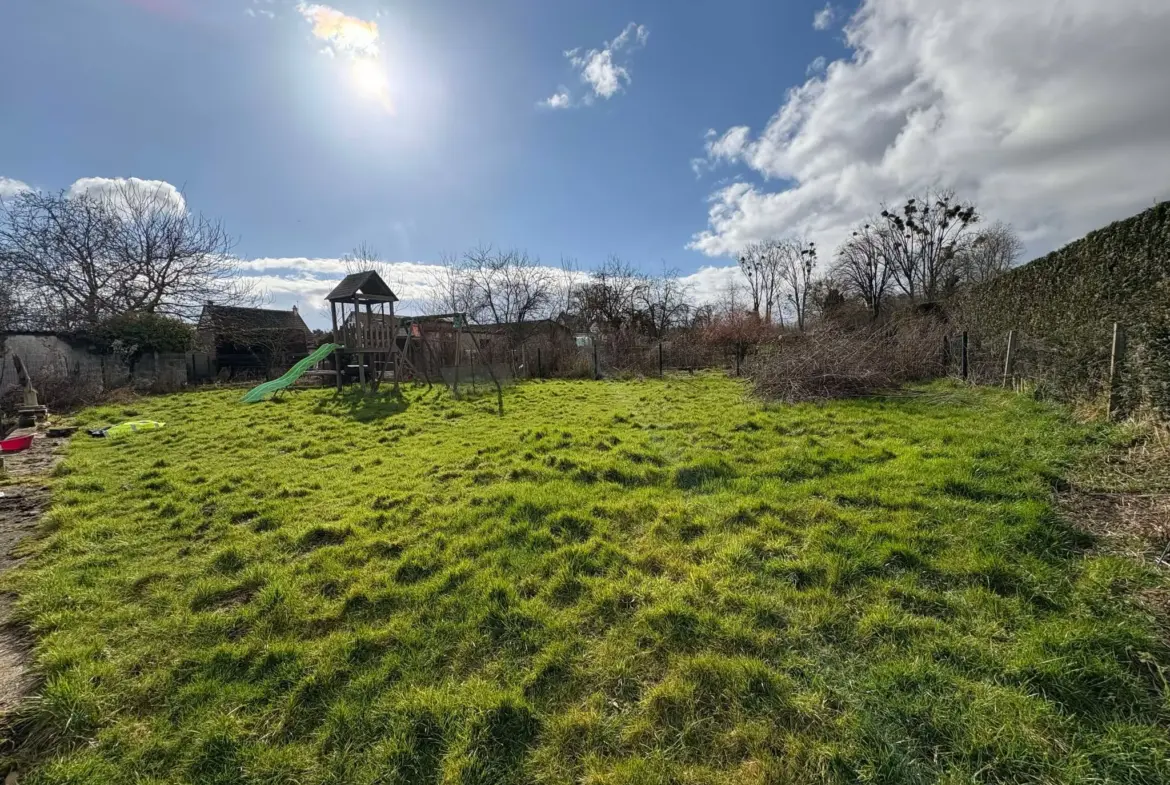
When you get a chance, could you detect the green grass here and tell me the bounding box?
[4,376,1169,784]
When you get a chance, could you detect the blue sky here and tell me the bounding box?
[3,0,1170,326]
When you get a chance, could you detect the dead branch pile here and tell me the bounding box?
[748,317,948,401]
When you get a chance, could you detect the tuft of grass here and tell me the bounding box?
[3,375,1169,783]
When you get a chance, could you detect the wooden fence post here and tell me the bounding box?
[961,331,969,381]
[536,348,542,379]
[592,340,600,380]
[1108,323,1127,420]
[1002,330,1017,388]
[658,341,664,377]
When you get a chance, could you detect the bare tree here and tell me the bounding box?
[781,241,818,331]
[424,252,476,316]
[0,186,251,329]
[703,280,772,369]
[738,239,793,325]
[110,181,251,319]
[879,190,978,302]
[0,189,122,328]
[690,303,716,330]
[572,256,645,333]
[956,222,1023,285]
[834,223,895,321]
[463,246,554,325]
[637,265,694,339]
[556,256,582,317]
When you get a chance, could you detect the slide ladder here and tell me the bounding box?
[241,343,341,403]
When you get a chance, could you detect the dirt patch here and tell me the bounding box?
[0,488,47,575]
[1059,422,1170,619]
[0,596,33,717]
[1059,489,1170,563]
[0,430,67,724]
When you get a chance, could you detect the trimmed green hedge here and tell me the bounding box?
[957,202,1170,414]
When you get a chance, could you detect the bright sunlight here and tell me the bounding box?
[349,58,393,110]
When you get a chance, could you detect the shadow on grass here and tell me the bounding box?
[313,388,412,422]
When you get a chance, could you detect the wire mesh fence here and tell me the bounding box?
[941,321,1169,418]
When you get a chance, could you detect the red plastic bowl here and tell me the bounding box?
[0,434,33,453]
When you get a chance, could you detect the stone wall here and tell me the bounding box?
[0,334,106,400]
[0,333,190,407]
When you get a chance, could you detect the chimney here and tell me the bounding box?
[292,305,299,315]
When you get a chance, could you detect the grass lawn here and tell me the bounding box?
[4,376,1169,784]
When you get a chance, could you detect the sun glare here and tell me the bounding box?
[349,58,393,111]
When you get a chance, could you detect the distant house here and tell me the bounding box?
[197,304,313,377]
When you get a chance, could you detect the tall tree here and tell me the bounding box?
[637,266,694,339]
[572,256,645,333]
[425,252,477,316]
[0,186,250,329]
[834,223,895,320]
[109,181,249,319]
[738,238,794,325]
[878,190,978,302]
[782,241,817,331]
[556,256,582,317]
[463,246,554,325]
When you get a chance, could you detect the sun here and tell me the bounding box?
[349,58,392,110]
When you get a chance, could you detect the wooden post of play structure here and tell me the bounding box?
[1002,330,1017,388]
[330,301,342,392]
[453,320,462,399]
[961,331,969,381]
[1108,323,1127,420]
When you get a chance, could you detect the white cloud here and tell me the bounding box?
[813,4,837,31]
[691,127,752,175]
[67,177,186,213]
[806,56,827,75]
[545,22,649,108]
[0,177,31,199]
[690,0,1170,260]
[679,265,744,306]
[541,88,572,110]
[233,257,743,329]
[1,176,187,212]
[296,3,379,58]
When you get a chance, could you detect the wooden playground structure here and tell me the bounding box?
[324,271,503,410]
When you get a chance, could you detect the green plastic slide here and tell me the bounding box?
[241,343,341,403]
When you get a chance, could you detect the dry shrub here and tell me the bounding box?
[748,316,948,401]
[19,371,106,413]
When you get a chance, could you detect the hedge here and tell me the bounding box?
[956,201,1170,414]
